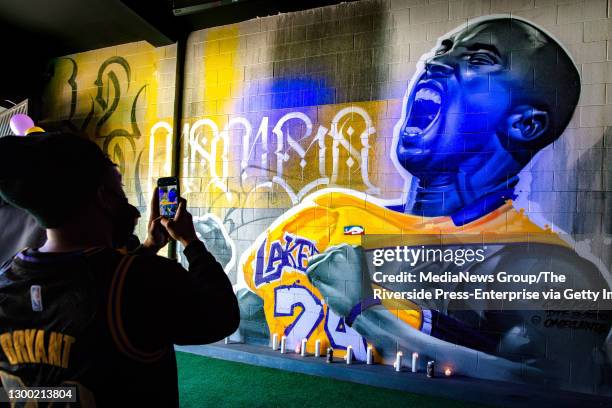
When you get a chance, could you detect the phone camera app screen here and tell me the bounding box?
[159,185,178,217]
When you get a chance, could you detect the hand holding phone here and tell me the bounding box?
[155,177,199,247]
[157,177,180,218]
[142,186,170,254]
[160,198,198,248]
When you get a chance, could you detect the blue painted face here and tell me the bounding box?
[396,19,563,177]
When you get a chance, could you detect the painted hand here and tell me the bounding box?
[193,214,233,270]
[306,244,372,317]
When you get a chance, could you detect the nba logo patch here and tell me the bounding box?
[344,225,365,235]
[30,285,43,312]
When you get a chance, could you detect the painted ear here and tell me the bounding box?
[504,106,549,143]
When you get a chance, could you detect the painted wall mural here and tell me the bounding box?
[41,41,177,242]
[179,3,612,395]
[40,0,612,397]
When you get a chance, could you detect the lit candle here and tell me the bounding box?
[272,334,278,350]
[280,336,287,354]
[294,344,301,354]
[444,367,452,377]
[326,347,333,363]
[301,338,307,357]
[346,346,353,365]
[411,352,418,373]
[315,340,321,357]
[394,351,403,372]
[366,346,373,365]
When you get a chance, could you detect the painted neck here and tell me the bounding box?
[409,152,522,224]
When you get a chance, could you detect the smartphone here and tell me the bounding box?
[157,177,180,218]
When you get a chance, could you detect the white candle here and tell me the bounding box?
[224,337,229,345]
[444,367,452,377]
[366,346,373,365]
[346,346,353,365]
[272,334,278,350]
[280,336,287,354]
[315,340,321,357]
[301,339,307,356]
[411,352,418,373]
[394,351,403,372]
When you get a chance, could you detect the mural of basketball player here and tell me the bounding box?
[237,17,611,392]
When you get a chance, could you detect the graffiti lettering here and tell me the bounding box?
[185,108,381,204]
[255,233,319,287]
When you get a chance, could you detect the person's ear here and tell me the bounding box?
[504,105,549,143]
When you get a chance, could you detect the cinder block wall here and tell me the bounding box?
[41,41,177,241]
[41,0,612,395]
[181,0,611,280]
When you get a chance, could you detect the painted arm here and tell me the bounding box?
[306,244,540,381]
[352,305,537,381]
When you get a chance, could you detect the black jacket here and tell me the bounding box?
[0,240,239,406]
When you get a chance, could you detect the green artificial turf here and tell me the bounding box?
[176,351,489,408]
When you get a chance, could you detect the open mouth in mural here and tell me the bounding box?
[403,79,444,138]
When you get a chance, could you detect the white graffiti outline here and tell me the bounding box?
[188,118,232,199]
[184,108,387,205]
[148,121,173,195]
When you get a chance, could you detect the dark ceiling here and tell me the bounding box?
[0,0,351,108]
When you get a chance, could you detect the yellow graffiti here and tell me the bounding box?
[41,41,176,241]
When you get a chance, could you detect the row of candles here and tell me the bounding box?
[268,334,452,377]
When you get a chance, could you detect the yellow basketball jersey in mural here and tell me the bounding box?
[239,189,567,360]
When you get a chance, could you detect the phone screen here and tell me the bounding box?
[159,184,179,218]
